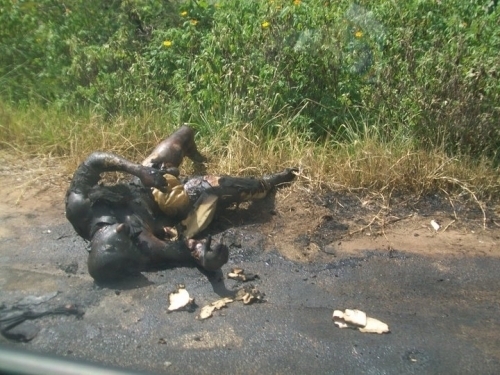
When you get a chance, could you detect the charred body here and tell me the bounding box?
[65,126,297,282]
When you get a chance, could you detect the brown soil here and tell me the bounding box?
[265,188,500,260]
[1,151,499,261]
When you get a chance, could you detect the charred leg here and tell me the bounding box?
[142,125,206,169]
[183,168,298,207]
[263,168,299,188]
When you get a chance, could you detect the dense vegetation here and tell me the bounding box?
[0,0,499,197]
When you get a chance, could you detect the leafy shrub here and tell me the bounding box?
[369,0,500,159]
[0,0,499,160]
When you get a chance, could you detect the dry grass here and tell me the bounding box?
[1,104,499,207]
[199,126,500,201]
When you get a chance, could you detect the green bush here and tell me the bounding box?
[0,0,499,160]
[369,0,500,159]
[145,0,383,137]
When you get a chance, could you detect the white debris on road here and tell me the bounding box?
[333,309,390,334]
[167,284,194,312]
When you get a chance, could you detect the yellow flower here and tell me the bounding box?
[262,21,270,28]
[180,11,188,17]
[355,30,363,38]
[293,0,301,5]
[190,19,198,26]
[163,40,172,47]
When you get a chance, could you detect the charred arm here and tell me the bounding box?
[136,230,228,271]
[81,152,166,191]
[135,230,193,265]
[65,152,167,239]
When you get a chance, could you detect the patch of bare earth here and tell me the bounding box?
[1,151,499,261]
[264,187,500,261]
[0,152,69,243]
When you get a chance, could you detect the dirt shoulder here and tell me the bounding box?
[1,151,499,262]
[263,188,500,261]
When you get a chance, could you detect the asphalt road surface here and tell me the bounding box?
[1,209,499,375]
